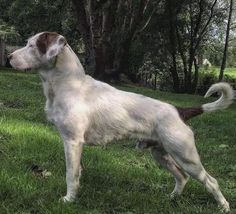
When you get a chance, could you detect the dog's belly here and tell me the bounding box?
[84,127,127,145]
[84,119,155,146]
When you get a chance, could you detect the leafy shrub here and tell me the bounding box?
[197,69,236,95]
[224,74,236,89]
[197,70,217,95]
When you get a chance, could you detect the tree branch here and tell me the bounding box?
[194,0,218,50]
[71,0,90,40]
[193,0,204,40]
[135,4,158,34]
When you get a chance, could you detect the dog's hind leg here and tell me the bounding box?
[161,124,230,212]
[150,145,189,198]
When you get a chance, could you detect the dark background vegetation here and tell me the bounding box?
[0,0,236,93]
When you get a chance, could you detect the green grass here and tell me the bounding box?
[0,69,236,214]
[202,67,236,78]
[225,68,236,78]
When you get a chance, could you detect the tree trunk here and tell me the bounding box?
[0,39,6,66]
[115,37,133,81]
[72,0,155,82]
[71,0,95,75]
[219,0,233,81]
[89,0,104,79]
[186,42,195,93]
[176,26,188,92]
[154,72,157,90]
[183,0,217,93]
[186,60,193,93]
[170,65,180,92]
[166,0,179,92]
[193,56,199,93]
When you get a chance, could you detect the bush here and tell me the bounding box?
[197,70,217,95]
[197,69,236,95]
[224,74,236,89]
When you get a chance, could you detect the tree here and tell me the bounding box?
[137,0,223,93]
[0,20,19,66]
[71,0,160,81]
[1,0,231,93]
[0,0,80,47]
[219,0,234,81]
[176,0,221,93]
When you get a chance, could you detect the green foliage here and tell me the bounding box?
[128,40,146,79]
[224,74,236,89]
[227,39,236,67]
[202,38,236,68]
[0,0,235,93]
[224,67,236,78]
[197,69,217,95]
[1,69,236,213]
[138,53,173,91]
[0,19,19,43]
[133,0,235,92]
[0,0,80,49]
[197,67,236,94]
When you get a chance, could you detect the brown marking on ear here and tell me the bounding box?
[176,107,203,121]
[36,32,59,54]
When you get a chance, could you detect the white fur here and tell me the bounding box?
[9,32,232,212]
[202,82,234,112]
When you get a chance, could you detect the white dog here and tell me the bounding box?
[9,32,233,212]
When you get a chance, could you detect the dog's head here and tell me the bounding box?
[9,32,67,70]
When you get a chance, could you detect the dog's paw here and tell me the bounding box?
[170,192,176,200]
[170,191,180,200]
[59,195,75,203]
[219,201,230,213]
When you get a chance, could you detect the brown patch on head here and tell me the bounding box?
[36,32,59,54]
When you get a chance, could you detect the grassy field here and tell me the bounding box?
[0,69,236,214]
[202,67,236,78]
[225,68,236,78]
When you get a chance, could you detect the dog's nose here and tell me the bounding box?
[8,54,13,60]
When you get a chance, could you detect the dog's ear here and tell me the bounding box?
[36,32,67,60]
[46,35,67,60]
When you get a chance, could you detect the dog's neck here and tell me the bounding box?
[56,45,85,77]
[39,45,86,109]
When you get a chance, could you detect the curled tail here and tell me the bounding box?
[176,82,234,121]
[137,83,234,150]
[202,82,234,112]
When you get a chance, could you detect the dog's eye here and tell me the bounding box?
[29,44,33,48]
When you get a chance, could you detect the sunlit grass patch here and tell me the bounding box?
[0,69,236,213]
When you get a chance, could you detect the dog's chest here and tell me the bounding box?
[42,79,54,103]
[45,81,55,103]
[42,82,81,125]
[40,73,55,102]
[40,78,60,123]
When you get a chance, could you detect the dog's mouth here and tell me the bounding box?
[10,60,34,71]
[13,65,33,72]
[24,67,33,71]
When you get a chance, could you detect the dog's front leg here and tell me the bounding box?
[61,137,84,202]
